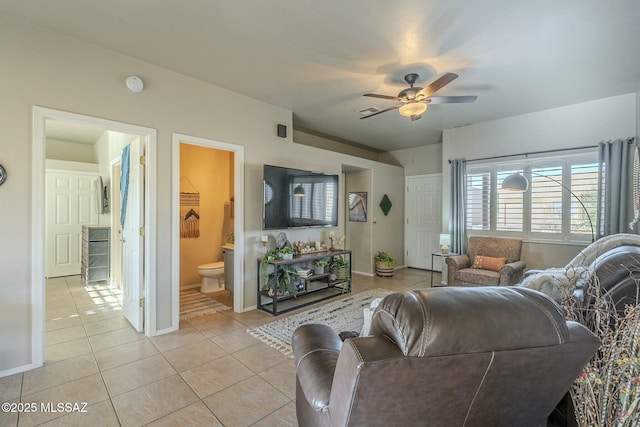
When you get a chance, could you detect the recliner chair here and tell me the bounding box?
[292,287,600,427]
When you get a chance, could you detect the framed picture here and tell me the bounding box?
[348,192,367,222]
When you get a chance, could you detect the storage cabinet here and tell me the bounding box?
[81,226,110,282]
[257,249,351,315]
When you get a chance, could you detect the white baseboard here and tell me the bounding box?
[0,361,41,379]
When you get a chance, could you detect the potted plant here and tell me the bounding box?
[329,256,350,281]
[259,250,278,291]
[279,246,296,260]
[375,251,396,277]
[312,258,329,275]
[267,264,300,296]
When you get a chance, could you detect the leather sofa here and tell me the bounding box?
[292,287,600,427]
[520,233,640,312]
[445,236,526,286]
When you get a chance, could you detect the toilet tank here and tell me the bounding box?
[223,244,234,292]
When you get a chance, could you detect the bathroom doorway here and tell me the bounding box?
[171,133,245,323]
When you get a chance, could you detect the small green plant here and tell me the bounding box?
[266,264,299,296]
[260,250,278,288]
[312,258,329,267]
[374,251,396,266]
[330,256,349,270]
[279,246,296,255]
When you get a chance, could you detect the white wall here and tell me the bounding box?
[442,93,637,269]
[0,17,404,375]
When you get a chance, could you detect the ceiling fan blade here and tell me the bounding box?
[419,72,459,97]
[363,93,402,101]
[359,105,401,119]
[427,95,478,104]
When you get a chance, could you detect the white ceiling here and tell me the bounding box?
[3,0,640,152]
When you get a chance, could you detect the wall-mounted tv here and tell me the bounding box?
[263,164,339,229]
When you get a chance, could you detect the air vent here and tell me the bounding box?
[358,107,380,115]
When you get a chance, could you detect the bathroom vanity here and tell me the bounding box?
[257,249,352,315]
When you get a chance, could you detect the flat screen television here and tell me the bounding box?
[263,164,339,229]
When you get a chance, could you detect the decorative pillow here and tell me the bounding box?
[361,298,384,337]
[472,255,507,272]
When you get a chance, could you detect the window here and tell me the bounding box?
[497,170,523,232]
[465,153,598,242]
[466,171,491,231]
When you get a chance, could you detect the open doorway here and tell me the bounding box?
[171,133,245,324]
[32,107,157,368]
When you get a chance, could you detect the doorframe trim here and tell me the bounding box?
[171,133,245,320]
[32,107,157,368]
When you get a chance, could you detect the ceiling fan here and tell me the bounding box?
[361,72,477,121]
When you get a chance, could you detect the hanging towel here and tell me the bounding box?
[120,144,130,229]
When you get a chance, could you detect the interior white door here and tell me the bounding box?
[405,175,442,270]
[45,171,99,277]
[121,138,145,332]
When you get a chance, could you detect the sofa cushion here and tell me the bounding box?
[472,255,507,271]
[457,268,500,285]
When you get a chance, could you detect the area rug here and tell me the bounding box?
[247,289,393,356]
[180,289,230,320]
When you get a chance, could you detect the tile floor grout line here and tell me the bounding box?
[20,269,439,426]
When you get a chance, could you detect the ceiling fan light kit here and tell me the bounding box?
[361,72,476,121]
[399,102,427,120]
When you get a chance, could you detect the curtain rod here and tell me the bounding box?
[448,137,635,164]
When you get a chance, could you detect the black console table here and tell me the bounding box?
[257,249,351,316]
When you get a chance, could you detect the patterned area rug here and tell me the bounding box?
[247,289,393,356]
[180,289,230,320]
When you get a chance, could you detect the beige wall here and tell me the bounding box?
[637,81,640,139]
[46,138,96,163]
[179,144,233,288]
[345,169,372,274]
[0,17,405,374]
[380,143,443,176]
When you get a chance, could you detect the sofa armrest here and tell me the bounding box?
[328,336,404,426]
[445,255,470,285]
[499,260,527,285]
[445,254,470,269]
[292,324,342,412]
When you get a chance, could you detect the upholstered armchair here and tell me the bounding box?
[445,236,526,286]
[292,287,599,427]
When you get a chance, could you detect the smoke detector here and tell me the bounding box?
[125,76,144,93]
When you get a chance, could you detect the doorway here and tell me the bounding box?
[32,107,157,368]
[171,133,245,321]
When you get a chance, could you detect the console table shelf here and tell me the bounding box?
[257,249,351,316]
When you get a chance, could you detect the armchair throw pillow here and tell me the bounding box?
[472,255,507,272]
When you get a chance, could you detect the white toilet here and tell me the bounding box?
[197,261,225,293]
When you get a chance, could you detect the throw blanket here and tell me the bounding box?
[520,233,640,302]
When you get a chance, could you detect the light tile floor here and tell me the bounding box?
[1,268,438,426]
